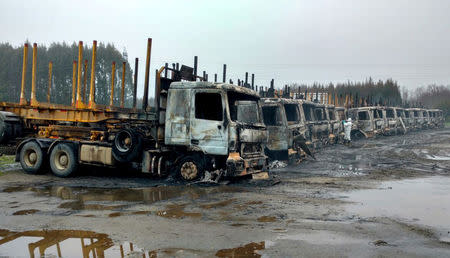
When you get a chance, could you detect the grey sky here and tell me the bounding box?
[1,0,450,97]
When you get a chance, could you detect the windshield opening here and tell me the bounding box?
[358,111,370,120]
[228,91,262,124]
[303,104,315,121]
[386,109,395,118]
[284,104,300,123]
[374,109,383,119]
[314,107,325,121]
[337,110,345,120]
[328,108,336,120]
[262,105,284,126]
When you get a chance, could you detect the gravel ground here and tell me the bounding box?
[0,128,449,257]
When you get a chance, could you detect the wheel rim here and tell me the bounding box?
[180,161,198,180]
[54,150,69,171]
[24,149,37,167]
[115,131,133,152]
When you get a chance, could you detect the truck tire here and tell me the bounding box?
[177,155,204,181]
[112,129,142,162]
[19,141,45,174]
[50,143,78,177]
[0,119,8,144]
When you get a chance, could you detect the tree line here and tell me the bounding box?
[0,42,134,107]
[409,84,450,119]
[287,78,402,107]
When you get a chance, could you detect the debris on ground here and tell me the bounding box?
[269,160,288,169]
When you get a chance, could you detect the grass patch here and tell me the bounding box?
[0,155,15,166]
[445,121,450,128]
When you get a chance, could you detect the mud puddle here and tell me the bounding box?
[216,241,265,257]
[0,228,265,257]
[345,176,450,242]
[1,184,244,211]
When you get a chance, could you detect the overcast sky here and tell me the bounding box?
[1,0,450,96]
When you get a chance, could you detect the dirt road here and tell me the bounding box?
[0,128,449,257]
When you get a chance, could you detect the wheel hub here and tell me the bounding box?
[59,155,68,166]
[24,149,38,167]
[180,161,198,180]
[28,152,37,163]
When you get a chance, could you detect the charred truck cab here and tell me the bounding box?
[395,107,407,134]
[421,109,431,129]
[261,98,309,162]
[348,107,375,138]
[335,107,347,143]
[384,107,399,135]
[403,109,414,130]
[302,101,329,149]
[428,109,443,128]
[406,108,420,130]
[372,107,386,135]
[325,105,340,144]
[261,98,290,160]
[165,82,268,178]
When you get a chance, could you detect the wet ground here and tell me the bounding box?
[0,128,449,257]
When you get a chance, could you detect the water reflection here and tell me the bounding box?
[2,185,242,211]
[0,229,265,257]
[0,229,150,258]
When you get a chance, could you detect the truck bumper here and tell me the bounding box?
[225,152,267,177]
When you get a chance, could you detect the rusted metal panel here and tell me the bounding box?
[189,89,228,155]
[165,88,191,145]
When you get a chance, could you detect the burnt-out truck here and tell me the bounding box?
[325,105,342,144]
[372,107,387,135]
[16,81,268,181]
[2,39,268,181]
[303,101,331,149]
[348,107,376,138]
[261,98,311,161]
[384,107,400,135]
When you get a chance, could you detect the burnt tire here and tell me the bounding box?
[0,120,9,144]
[50,143,78,177]
[19,141,45,174]
[176,155,205,181]
[112,129,142,163]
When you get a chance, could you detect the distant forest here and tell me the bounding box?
[288,78,402,106]
[0,42,134,107]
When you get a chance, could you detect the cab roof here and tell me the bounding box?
[170,81,260,98]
